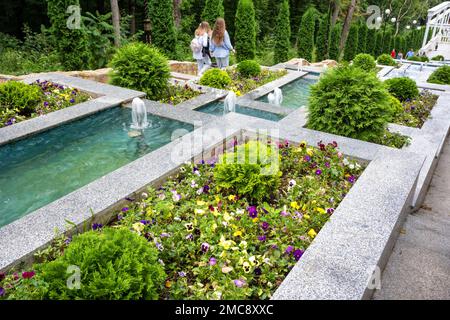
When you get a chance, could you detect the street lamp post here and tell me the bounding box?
[381,9,392,55]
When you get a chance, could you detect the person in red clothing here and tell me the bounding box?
[391,48,397,58]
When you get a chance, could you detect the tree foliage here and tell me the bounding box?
[149,0,177,58]
[274,0,291,64]
[343,23,358,61]
[297,7,317,62]
[201,0,225,26]
[235,0,256,62]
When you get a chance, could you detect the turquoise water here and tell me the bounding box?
[197,102,284,122]
[258,76,318,109]
[0,107,193,227]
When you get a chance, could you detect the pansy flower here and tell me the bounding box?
[247,206,258,218]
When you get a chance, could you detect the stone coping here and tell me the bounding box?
[0,73,145,146]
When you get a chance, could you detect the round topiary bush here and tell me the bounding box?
[428,65,450,85]
[431,55,444,62]
[108,42,170,100]
[307,65,392,142]
[236,60,261,78]
[353,53,377,72]
[407,56,429,62]
[35,227,166,300]
[199,68,232,89]
[387,94,404,119]
[0,81,42,116]
[377,54,397,66]
[214,141,281,202]
[384,77,419,101]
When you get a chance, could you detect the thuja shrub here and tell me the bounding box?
[377,54,397,66]
[36,228,166,300]
[236,60,261,78]
[0,81,42,116]
[307,65,391,142]
[384,77,419,101]
[235,0,257,62]
[428,65,450,85]
[199,68,232,89]
[214,141,281,202]
[109,42,170,100]
[352,53,376,72]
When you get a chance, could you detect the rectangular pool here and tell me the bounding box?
[196,101,284,122]
[0,107,193,227]
[258,76,317,109]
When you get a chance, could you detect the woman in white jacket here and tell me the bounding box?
[192,23,212,76]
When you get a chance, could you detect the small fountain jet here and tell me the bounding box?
[224,91,237,115]
[268,88,283,106]
[129,98,149,137]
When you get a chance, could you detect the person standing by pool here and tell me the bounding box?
[391,48,396,59]
[192,27,207,76]
[406,49,415,59]
[210,18,235,69]
[200,21,213,72]
[397,51,404,60]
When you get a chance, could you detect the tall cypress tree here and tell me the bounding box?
[316,12,331,62]
[357,23,368,54]
[343,23,358,61]
[297,7,317,62]
[149,0,177,58]
[274,0,291,64]
[235,0,256,62]
[329,23,342,61]
[374,31,383,56]
[366,28,377,56]
[202,0,225,26]
[224,0,238,40]
[46,0,90,70]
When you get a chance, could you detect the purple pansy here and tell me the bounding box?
[201,242,210,253]
[247,206,258,218]
[209,257,217,266]
[92,223,103,231]
[258,235,266,242]
[233,279,245,288]
[293,249,304,261]
[261,222,269,231]
[285,245,294,254]
[22,271,35,279]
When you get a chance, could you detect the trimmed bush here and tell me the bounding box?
[273,0,291,64]
[377,53,397,66]
[235,0,257,62]
[307,65,392,142]
[384,77,419,101]
[0,81,42,116]
[353,53,376,72]
[428,65,450,85]
[298,7,317,62]
[237,60,261,78]
[148,0,177,58]
[431,55,444,61]
[35,228,166,299]
[199,68,232,89]
[202,0,225,25]
[214,141,281,202]
[108,42,170,100]
[343,23,359,61]
[408,56,429,62]
[387,94,404,119]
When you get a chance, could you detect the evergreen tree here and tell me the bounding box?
[382,29,393,54]
[149,0,177,58]
[357,23,368,54]
[274,0,291,64]
[202,0,224,26]
[297,7,317,62]
[375,31,383,56]
[224,0,238,40]
[366,28,377,56]
[316,12,331,62]
[329,23,342,61]
[235,0,256,62]
[343,23,358,61]
[46,0,90,70]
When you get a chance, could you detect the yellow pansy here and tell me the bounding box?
[308,229,317,238]
[235,90,242,96]
[219,236,234,250]
[306,148,314,156]
[239,241,248,249]
[165,280,172,288]
[316,208,326,214]
[223,212,232,222]
[220,251,227,258]
[302,204,307,211]
[228,195,237,202]
[252,217,259,223]
[132,222,145,234]
[197,200,206,206]
[291,201,300,210]
[243,261,251,273]
[212,223,218,231]
[215,196,221,203]
[304,214,311,220]
[233,230,243,237]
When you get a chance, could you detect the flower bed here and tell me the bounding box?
[159,82,201,105]
[0,140,364,300]
[200,67,288,96]
[392,90,439,128]
[0,80,90,128]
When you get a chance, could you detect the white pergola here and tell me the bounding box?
[421,1,450,59]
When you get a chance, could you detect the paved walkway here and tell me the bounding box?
[427,43,450,60]
[373,135,450,300]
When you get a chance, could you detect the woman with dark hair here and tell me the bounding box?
[210,18,235,69]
